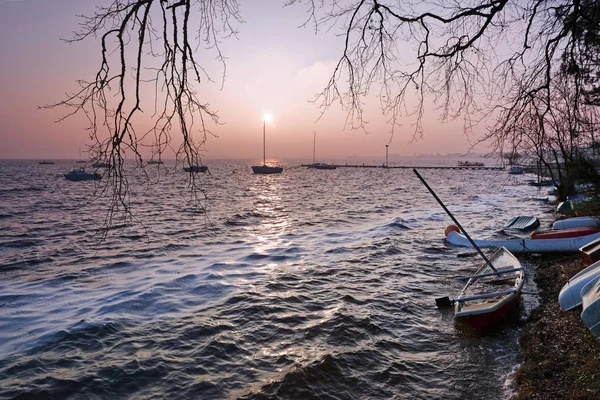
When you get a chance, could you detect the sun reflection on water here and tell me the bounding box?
[250,177,291,260]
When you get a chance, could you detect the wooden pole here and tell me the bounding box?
[413,168,497,272]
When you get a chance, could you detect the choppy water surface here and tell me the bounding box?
[0,159,554,399]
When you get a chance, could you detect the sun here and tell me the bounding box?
[263,113,273,124]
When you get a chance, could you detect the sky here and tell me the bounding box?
[0,0,484,161]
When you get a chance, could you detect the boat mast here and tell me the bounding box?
[313,131,316,163]
[263,120,266,166]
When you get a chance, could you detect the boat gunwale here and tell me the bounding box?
[455,247,524,318]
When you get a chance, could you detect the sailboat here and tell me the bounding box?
[252,117,283,174]
[76,146,86,164]
[307,131,336,169]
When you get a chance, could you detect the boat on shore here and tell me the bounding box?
[553,216,600,230]
[444,225,600,253]
[581,276,600,340]
[558,261,600,310]
[184,165,208,173]
[530,227,600,240]
[580,237,600,265]
[64,168,101,181]
[451,247,524,330]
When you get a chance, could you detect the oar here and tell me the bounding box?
[412,169,497,307]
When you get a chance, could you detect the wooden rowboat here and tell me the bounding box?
[445,225,600,253]
[453,247,524,330]
[580,237,600,266]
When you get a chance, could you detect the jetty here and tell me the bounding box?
[300,163,505,171]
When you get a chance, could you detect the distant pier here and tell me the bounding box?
[301,164,505,171]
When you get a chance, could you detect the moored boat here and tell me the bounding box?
[558,260,600,310]
[445,225,600,253]
[315,163,336,170]
[453,247,524,330]
[184,165,208,173]
[64,168,101,181]
[507,165,524,174]
[252,116,283,175]
[252,165,283,174]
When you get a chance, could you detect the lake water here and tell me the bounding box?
[0,159,555,399]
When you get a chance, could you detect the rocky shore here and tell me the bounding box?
[515,254,600,399]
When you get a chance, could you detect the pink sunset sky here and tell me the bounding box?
[0,0,485,161]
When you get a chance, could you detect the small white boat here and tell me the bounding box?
[451,247,524,330]
[184,165,208,173]
[553,217,600,230]
[558,260,600,310]
[445,225,600,253]
[64,168,101,181]
[580,275,600,339]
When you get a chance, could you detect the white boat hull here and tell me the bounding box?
[558,260,600,310]
[553,217,600,230]
[581,275,600,340]
[445,229,600,253]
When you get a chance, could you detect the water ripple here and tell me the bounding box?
[0,160,552,399]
